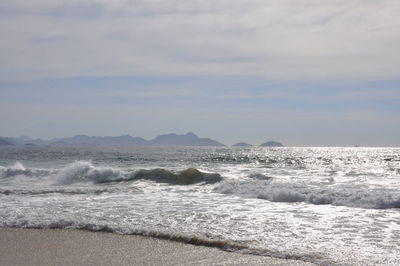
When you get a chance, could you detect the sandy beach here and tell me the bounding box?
[0,228,315,266]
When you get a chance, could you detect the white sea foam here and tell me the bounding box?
[214,179,400,209]
[1,146,400,266]
[55,161,124,184]
[0,162,50,178]
[0,161,222,187]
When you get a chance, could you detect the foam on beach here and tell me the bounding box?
[214,179,400,209]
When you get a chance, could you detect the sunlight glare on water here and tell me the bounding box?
[1,146,400,265]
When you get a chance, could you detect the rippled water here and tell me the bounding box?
[1,146,400,265]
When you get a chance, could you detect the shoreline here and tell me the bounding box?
[0,228,315,266]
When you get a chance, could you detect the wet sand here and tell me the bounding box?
[0,228,315,266]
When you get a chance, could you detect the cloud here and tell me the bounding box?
[1,1,400,146]
[0,0,399,81]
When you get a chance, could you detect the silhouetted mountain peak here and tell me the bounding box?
[233,142,252,147]
[260,141,283,147]
[150,132,224,146]
[185,132,197,138]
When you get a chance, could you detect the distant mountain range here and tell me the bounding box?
[0,133,283,147]
[0,132,225,147]
[0,136,52,146]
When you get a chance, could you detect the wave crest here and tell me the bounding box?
[0,162,222,186]
[0,162,50,178]
[56,161,123,184]
[134,168,222,184]
[214,180,400,209]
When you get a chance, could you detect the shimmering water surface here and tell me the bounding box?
[1,146,400,265]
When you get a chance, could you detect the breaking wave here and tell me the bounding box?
[0,162,51,178]
[214,179,400,209]
[0,161,222,186]
[56,161,124,184]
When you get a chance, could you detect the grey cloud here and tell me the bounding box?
[0,0,399,80]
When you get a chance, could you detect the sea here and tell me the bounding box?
[1,145,400,265]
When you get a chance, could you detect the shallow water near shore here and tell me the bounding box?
[0,228,314,266]
[1,146,400,265]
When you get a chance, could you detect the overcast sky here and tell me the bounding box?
[1,0,399,146]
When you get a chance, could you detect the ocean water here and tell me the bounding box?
[1,146,400,265]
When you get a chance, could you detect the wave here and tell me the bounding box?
[56,161,124,184]
[1,220,247,251]
[0,162,51,178]
[133,168,222,185]
[0,161,222,186]
[248,173,273,180]
[0,187,125,196]
[214,179,400,209]
[58,162,222,185]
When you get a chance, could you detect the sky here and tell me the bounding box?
[0,0,399,146]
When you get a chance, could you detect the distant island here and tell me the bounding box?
[0,132,225,147]
[232,142,252,147]
[260,141,284,147]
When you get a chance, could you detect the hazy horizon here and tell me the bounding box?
[1,1,399,147]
